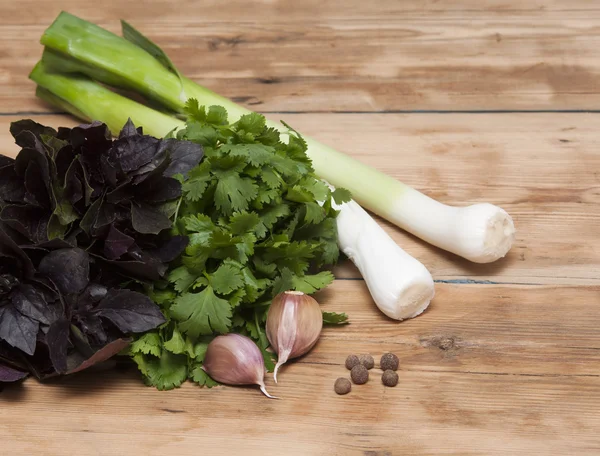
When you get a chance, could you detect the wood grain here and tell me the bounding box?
[1,113,598,285]
[3,0,600,112]
[2,282,599,455]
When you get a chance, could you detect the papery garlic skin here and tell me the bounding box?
[266,291,323,382]
[203,334,276,398]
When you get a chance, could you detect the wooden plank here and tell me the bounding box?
[3,1,600,112]
[1,113,598,285]
[2,282,599,455]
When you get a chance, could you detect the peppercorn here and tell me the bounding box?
[350,364,369,385]
[380,352,399,371]
[345,354,360,370]
[334,377,351,395]
[382,370,399,387]
[359,354,374,370]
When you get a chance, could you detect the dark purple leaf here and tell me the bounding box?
[0,363,28,382]
[79,197,102,234]
[131,203,172,234]
[55,144,76,182]
[10,120,57,148]
[11,284,53,325]
[14,145,50,182]
[118,118,139,139]
[45,318,69,373]
[100,154,119,188]
[0,164,26,204]
[38,248,90,295]
[70,121,111,149]
[77,283,108,310]
[149,235,188,263]
[110,134,160,173]
[24,161,51,208]
[103,224,135,260]
[0,205,49,243]
[66,338,130,375]
[135,177,181,203]
[64,159,84,205]
[0,228,35,278]
[97,256,167,281]
[0,155,14,168]
[159,138,204,177]
[75,314,107,345]
[94,289,165,333]
[0,305,39,355]
[93,201,117,233]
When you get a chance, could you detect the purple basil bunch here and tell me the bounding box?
[0,119,203,382]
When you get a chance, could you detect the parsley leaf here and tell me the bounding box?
[171,285,232,337]
[322,311,349,325]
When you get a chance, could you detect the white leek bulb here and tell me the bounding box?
[333,198,435,320]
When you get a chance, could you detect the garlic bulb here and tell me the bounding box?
[203,333,276,399]
[266,291,323,382]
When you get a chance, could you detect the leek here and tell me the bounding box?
[33,12,515,263]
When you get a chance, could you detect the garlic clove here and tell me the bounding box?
[266,290,323,383]
[203,333,277,399]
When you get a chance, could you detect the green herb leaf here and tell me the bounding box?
[322,311,349,325]
[171,285,232,337]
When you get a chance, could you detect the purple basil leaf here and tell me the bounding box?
[97,256,167,282]
[136,177,181,203]
[66,338,130,375]
[110,134,160,173]
[131,203,172,234]
[0,228,35,278]
[0,363,28,382]
[24,161,51,208]
[38,248,90,295]
[93,289,166,333]
[11,284,53,325]
[55,144,76,181]
[70,121,111,149]
[118,118,139,139]
[103,224,135,260]
[0,305,39,355]
[1,205,49,243]
[0,164,26,204]
[149,235,188,263]
[100,154,119,188]
[77,283,108,311]
[75,314,108,345]
[45,318,70,373]
[0,155,14,168]
[10,120,57,147]
[14,145,50,183]
[93,201,117,232]
[79,197,102,234]
[64,159,84,205]
[158,138,204,177]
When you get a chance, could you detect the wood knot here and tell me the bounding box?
[420,335,458,351]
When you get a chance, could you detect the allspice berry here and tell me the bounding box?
[380,353,399,371]
[382,370,399,387]
[359,354,374,370]
[350,364,369,385]
[345,354,360,370]
[334,377,351,395]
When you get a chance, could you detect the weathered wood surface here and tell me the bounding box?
[2,283,600,455]
[3,1,600,112]
[1,1,600,455]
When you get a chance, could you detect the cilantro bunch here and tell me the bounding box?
[130,102,350,390]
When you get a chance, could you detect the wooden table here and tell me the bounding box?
[1,1,599,454]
